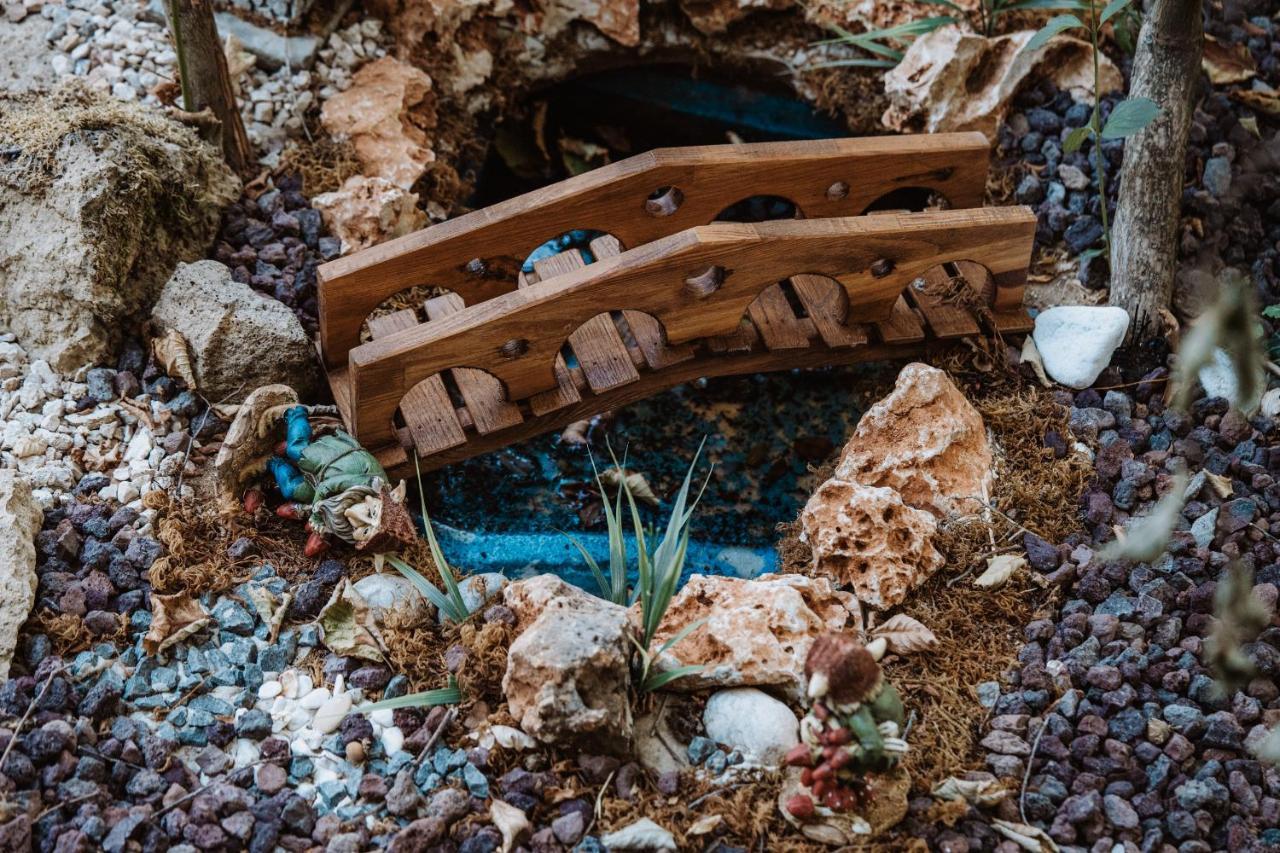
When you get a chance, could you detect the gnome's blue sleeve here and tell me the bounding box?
[283,405,312,461]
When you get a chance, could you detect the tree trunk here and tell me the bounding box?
[163,0,253,175]
[1108,0,1203,341]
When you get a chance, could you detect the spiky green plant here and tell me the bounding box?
[381,455,472,625]
[562,453,630,605]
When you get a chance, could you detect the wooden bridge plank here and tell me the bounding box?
[589,235,696,371]
[367,308,467,456]
[874,295,926,344]
[422,294,524,435]
[908,266,982,339]
[789,275,869,348]
[367,309,419,339]
[747,283,812,350]
[531,250,640,394]
[516,272,584,417]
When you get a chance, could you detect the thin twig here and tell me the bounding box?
[688,782,748,809]
[35,790,99,821]
[0,667,62,774]
[1019,690,1070,824]
[585,768,615,838]
[150,758,273,820]
[412,707,457,771]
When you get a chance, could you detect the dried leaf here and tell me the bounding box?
[152,328,198,389]
[975,554,1024,590]
[992,819,1060,852]
[1205,471,1233,499]
[560,420,590,446]
[488,800,530,853]
[688,815,723,836]
[601,818,678,851]
[144,592,210,656]
[932,775,1008,807]
[318,580,385,663]
[871,613,938,655]
[1202,36,1257,85]
[1098,473,1188,563]
[1230,89,1280,118]
[246,585,276,625]
[1020,336,1051,388]
[600,468,659,506]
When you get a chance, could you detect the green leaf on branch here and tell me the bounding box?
[1023,14,1084,53]
[1004,0,1087,10]
[1262,304,1280,319]
[1099,0,1134,24]
[1101,97,1160,139]
[1063,126,1091,154]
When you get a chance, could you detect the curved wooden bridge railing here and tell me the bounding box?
[316,133,992,368]
[315,135,1037,476]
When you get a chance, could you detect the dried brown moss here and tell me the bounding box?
[276,135,362,196]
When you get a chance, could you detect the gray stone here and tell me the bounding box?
[151,261,319,403]
[1202,156,1232,198]
[214,12,320,70]
[702,687,799,768]
[0,87,238,371]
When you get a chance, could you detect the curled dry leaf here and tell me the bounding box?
[974,554,1024,590]
[488,799,530,853]
[560,420,590,446]
[152,328,198,389]
[1020,337,1051,388]
[1202,36,1257,85]
[870,613,938,656]
[1205,471,1233,499]
[992,819,1060,852]
[601,818,678,852]
[600,468,659,506]
[318,579,385,663]
[144,592,210,656]
[932,775,1008,807]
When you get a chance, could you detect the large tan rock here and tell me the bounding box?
[151,261,320,403]
[882,26,1123,141]
[0,84,238,372]
[679,0,794,34]
[834,362,992,518]
[502,575,633,753]
[312,175,428,254]
[320,56,436,190]
[0,471,42,680]
[799,481,943,609]
[643,574,862,701]
[503,574,603,628]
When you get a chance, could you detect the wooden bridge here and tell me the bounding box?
[316,133,1037,476]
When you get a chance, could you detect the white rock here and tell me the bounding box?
[1198,348,1238,405]
[370,708,394,728]
[312,693,351,733]
[702,687,799,768]
[353,572,429,622]
[1031,306,1130,389]
[0,472,42,680]
[601,818,678,852]
[1261,388,1280,419]
[259,680,283,700]
[300,687,330,710]
[381,726,404,755]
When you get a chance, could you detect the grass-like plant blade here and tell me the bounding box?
[560,530,613,602]
[643,665,706,692]
[385,555,467,623]
[655,617,707,657]
[809,58,900,69]
[359,681,461,712]
[414,454,470,620]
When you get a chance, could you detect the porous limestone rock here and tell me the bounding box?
[0,471,42,680]
[678,0,794,34]
[0,84,238,371]
[320,56,436,190]
[882,26,1122,140]
[1031,305,1130,390]
[312,175,428,254]
[834,362,992,518]
[503,573,604,629]
[800,481,944,609]
[502,577,632,753]
[702,687,799,767]
[643,574,862,701]
[151,261,320,402]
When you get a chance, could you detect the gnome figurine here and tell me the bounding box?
[245,405,417,557]
[783,632,908,818]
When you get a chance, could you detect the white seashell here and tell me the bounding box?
[312,693,352,734]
